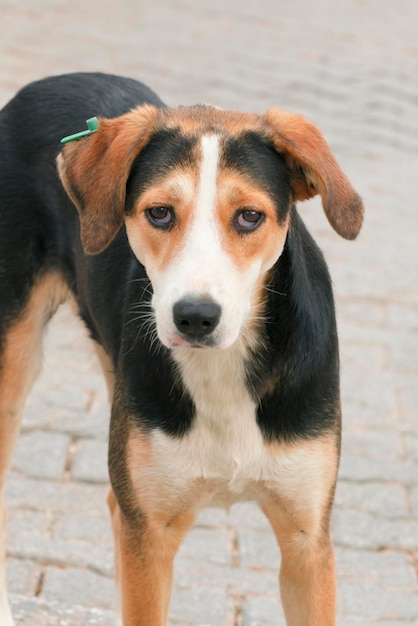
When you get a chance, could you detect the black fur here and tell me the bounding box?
[249,210,339,441]
[221,131,292,224]
[0,72,340,444]
[126,129,198,215]
[0,72,163,335]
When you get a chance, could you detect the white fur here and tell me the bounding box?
[149,134,264,349]
[148,335,333,519]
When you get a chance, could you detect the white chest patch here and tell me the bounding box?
[147,336,336,517]
[152,339,264,507]
[175,338,261,486]
[150,334,312,513]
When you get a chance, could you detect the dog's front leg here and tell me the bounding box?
[276,523,335,626]
[108,488,195,626]
[262,499,336,626]
[259,433,339,626]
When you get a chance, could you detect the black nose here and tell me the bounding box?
[173,297,221,338]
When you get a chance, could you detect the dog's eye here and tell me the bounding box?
[234,209,264,233]
[146,206,174,229]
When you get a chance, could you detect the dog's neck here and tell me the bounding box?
[170,324,260,423]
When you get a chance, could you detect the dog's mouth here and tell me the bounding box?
[169,332,219,350]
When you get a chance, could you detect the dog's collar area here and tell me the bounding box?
[60,116,99,144]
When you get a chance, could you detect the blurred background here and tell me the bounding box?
[1,1,417,624]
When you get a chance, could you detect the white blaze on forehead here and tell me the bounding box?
[177,133,222,283]
[196,134,220,224]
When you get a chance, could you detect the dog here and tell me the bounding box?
[0,72,363,625]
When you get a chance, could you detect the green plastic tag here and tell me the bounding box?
[61,117,99,144]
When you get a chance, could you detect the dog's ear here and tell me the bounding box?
[58,105,161,254]
[263,108,364,239]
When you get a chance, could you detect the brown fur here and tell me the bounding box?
[263,108,364,239]
[125,160,289,278]
[0,273,70,483]
[125,170,198,271]
[59,105,364,265]
[57,105,162,254]
[105,422,340,625]
[216,169,290,271]
[260,433,339,626]
[108,485,196,626]
[0,274,70,620]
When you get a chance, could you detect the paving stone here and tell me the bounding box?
[7,509,51,538]
[24,396,110,439]
[195,507,230,527]
[338,452,418,485]
[5,475,109,515]
[387,302,418,332]
[10,594,115,626]
[399,387,418,416]
[41,566,115,609]
[340,581,418,621]
[179,527,232,566]
[340,372,398,412]
[6,559,40,596]
[242,597,286,626]
[228,501,271,530]
[12,431,71,480]
[341,431,402,461]
[341,400,397,432]
[410,487,418,519]
[6,530,114,577]
[169,586,229,625]
[332,509,418,550]
[238,529,280,569]
[174,555,279,596]
[71,439,109,483]
[53,512,113,544]
[334,481,409,518]
[398,393,418,434]
[335,547,416,589]
[195,501,271,531]
[337,300,386,328]
[338,616,408,626]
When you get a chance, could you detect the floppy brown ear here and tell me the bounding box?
[263,108,364,239]
[57,105,161,254]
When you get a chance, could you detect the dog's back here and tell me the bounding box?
[0,72,164,313]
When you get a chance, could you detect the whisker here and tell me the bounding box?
[127,300,154,314]
[134,311,157,346]
[126,310,155,326]
[128,277,152,285]
[123,308,158,356]
[149,329,162,357]
[263,285,287,297]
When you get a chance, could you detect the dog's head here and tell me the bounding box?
[58,104,363,350]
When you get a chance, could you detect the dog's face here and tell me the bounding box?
[58,105,363,349]
[123,116,293,349]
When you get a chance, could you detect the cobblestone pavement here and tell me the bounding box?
[1,0,418,624]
